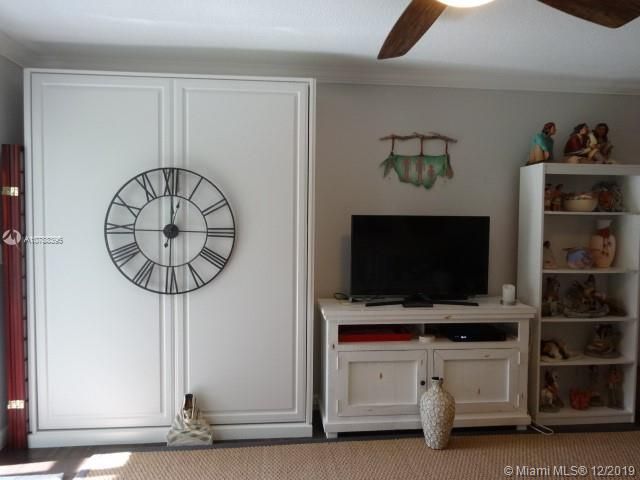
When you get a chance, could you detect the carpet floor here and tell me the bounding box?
[77,431,640,479]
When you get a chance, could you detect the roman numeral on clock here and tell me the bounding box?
[135,173,158,201]
[133,259,155,288]
[201,198,228,216]
[206,227,235,238]
[188,263,204,288]
[113,195,142,217]
[111,242,140,266]
[199,247,227,269]
[105,222,135,234]
[165,266,178,294]
[162,168,179,196]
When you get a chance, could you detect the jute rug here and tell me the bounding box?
[78,431,640,479]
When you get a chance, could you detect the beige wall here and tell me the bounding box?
[0,54,23,448]
[315,83,640,299]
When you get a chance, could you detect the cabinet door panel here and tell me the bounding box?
[174,79,309,424]
[29,73,174,429]
[433,349,519,413]
[337,350,427,416]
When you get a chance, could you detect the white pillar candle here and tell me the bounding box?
[502,284,516,305]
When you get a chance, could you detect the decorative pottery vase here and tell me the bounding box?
[419,377,455,450]
[589,219,616,268]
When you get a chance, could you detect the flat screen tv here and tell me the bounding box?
[350,215,489,299]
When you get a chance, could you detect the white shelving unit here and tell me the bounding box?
[518,163,640,426]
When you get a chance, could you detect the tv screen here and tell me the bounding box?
[350,215,489,298]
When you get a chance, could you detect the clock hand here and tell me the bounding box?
[171,201,180,224]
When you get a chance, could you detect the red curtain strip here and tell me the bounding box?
[1,144,28,449]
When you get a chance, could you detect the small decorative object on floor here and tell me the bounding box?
[540,369,563,412]
[167,393,214,446]
[419,377,455,450]
[380,132,457,190]
[541,276,562,317]
[564,247,595,269]
[593,181,623,212]
[543,241,558,269]
[584,324,620,358]
[563,275,609,318]
[527,122,556,165]
[589,219,616,268]
[607,366,624,409]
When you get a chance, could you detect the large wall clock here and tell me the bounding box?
[104,167,236,294]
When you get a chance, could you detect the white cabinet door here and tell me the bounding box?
[29,73,175,429]
[433,349,519,414]
[173,79,309,424]
[336,350,427,417]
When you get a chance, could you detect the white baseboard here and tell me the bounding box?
[29,422,313,448]
[0,425,8,450]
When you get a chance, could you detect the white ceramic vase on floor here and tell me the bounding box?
[419,377,455,449]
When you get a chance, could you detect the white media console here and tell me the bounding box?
[318,298,535,438]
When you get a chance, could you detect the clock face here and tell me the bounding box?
[104,167,235,294]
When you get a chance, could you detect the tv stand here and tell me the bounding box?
[318,297,535,439]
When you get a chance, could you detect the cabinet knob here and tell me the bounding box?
[420,380,426,386]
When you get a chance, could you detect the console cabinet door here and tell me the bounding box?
[336,350,427,417]
[433,349,519,413]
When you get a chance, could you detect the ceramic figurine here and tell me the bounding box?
[541,339,569,361]
[563,275,609,317]
[564,123,607,164]
[570,388,591,410]
[564,247,595,269]
[589,219,616,268]
[593,181,623,212]
[540,369,563,412]
[543,241,558,269]
[584,324,620,358]
[589,123,614,161]
[541,276,562,317]
[588,366,604,407]
[550,184,564,211]
[607,366,624,409]
[528,122,556,165]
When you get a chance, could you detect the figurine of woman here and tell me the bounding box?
[527,122,556,165]
[589,123,613,161]
[564,123,607,164]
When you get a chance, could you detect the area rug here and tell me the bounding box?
[77,431,640,479]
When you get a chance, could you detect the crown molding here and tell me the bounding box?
[0,31,39,67]
[13,44,640,95]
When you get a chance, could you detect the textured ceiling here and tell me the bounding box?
[1,0,639,91]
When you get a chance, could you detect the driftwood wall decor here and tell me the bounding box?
[380,132,457,189]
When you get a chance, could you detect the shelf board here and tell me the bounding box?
[542,316,636,323]
[543,163,640,176]
[542,268,637,274]
[544,211,638,216]
[540,356,634,367]
[537,406,632,419]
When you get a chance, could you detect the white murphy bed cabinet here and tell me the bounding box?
[319,299,535,438]
[25,70,315,447]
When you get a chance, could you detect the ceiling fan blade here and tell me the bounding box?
[538,0,640,28]
[378,0,447,60]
